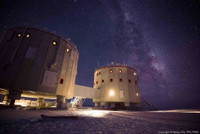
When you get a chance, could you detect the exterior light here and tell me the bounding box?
[119,69,122,73]
[134,72,137,76]
[52,41,57,46]
[136,93,139,96]
[26,34,30,38]
[66,48,70,53]
[109,90,115,96]
[109,70,113,73]
[17,33,21,37]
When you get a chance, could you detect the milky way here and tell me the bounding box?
[0,0,200,109]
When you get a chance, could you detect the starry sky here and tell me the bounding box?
[0,0,200,109]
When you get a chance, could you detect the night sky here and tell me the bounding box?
[1,0,200,109]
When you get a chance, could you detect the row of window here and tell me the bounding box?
[52,40,71,53]
[96,70,137,76]
[94,79,138,85]
[16,33,71,53]
[17,33,30,38]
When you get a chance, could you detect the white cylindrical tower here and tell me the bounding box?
[93,65,140,108]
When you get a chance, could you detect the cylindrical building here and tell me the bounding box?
[0,27,79,107]
[93,65,140,108]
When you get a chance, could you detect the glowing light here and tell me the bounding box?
[66,48,70,53]
[119,69,122,73]
[109,90,115,96]
[134,72,137,76]
[136,93,139,96]
[78,110,110,117]
[52,41,57,46]
[17,33,21,37]
[152,110,200,114]
[109,70,113,73]
[26,34,30,38]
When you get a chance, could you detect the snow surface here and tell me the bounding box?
[0,107,200,134]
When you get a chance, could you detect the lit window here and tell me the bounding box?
[109,70,113,73]
[120,78,123,82]
[119,69,122,73]
[52,40,57,46]
[129,79,131,83]
[102,79,104,83]
[26,34,30,38]
[96,81,98,84]
[110,79,113,82]
[17,33,21,37]
[136,93,139,96]
[134,72,137,76]
[66,48,70,53]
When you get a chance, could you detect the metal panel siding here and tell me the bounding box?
[93,66,140,104]
[0,27,79,98]
[26,31,50,91]
[74,85,100,99]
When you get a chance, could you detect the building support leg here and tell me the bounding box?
[37,98,45,109]
[8,90,22,107]
[57,95,67,109]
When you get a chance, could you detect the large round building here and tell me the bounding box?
[0,27,79,107]
[93,64,140,108]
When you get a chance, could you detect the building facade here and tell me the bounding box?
[93,65,140,108]
[0,27,79,107]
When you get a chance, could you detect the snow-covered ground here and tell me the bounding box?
[0,107,200,134]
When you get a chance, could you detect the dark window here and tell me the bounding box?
[59,78,64,84]
[102,79,104,83]
[129,79,131,83]
[135,81,138,86]
[99,72,101,75]
[110,79,113,82]
[96,81,98,84]
[120,78,123,82]
[97,73,98,76]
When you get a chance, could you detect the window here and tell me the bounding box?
[96,81,98,84]
[17,33,22,38]
[102,79,104,83]
[26,34,30,38]
[134,72,137,76]
[59,78,64,84]
[99,72,101,75]
[109,70,113,73]
[135,81,138,86]
[96,73,98,76]
[119,78,123,82]
[52,40,57,46]
[129,79,131,83]
[66,48,70,53]
[94,83,95,86]
[110,79,113,82]
[119,69,122,73]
